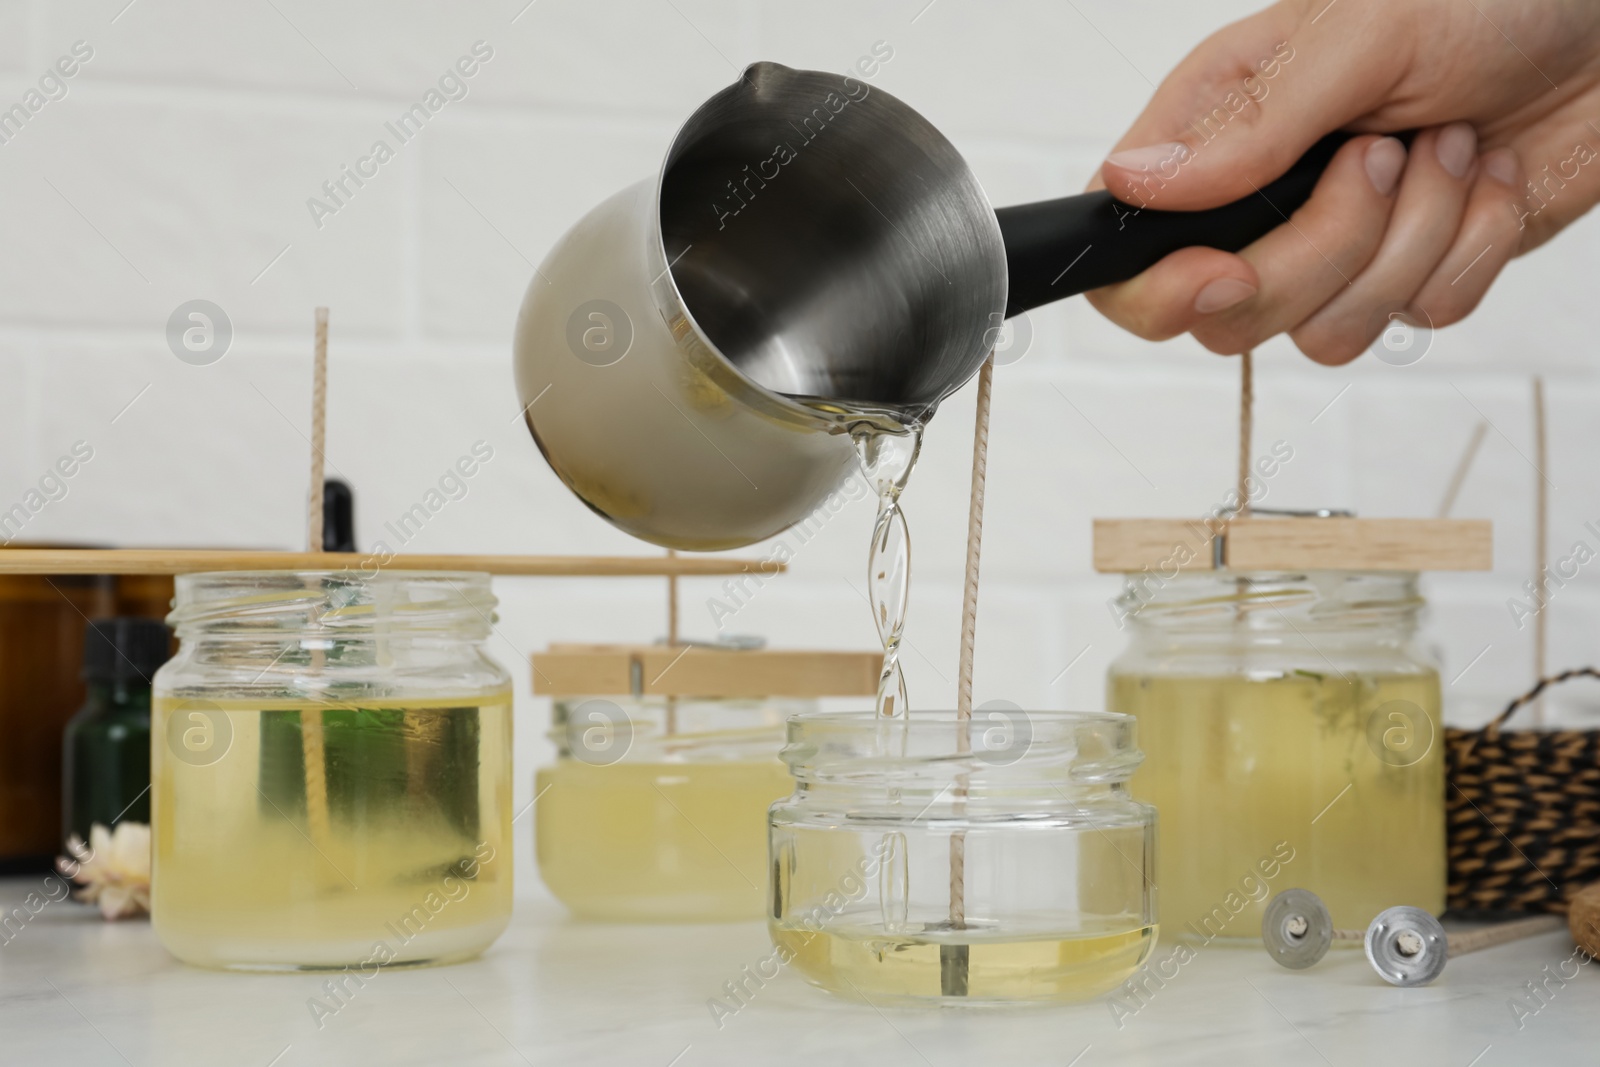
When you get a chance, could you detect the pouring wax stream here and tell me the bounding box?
[845,356,992,999]
[853,427,923,720]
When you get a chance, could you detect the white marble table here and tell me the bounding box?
[0,875,1594,1067]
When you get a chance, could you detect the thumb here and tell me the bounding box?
[1097,2,1402,211]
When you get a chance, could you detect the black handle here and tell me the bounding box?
[997,131,1367,317]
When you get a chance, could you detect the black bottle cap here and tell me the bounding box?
[324,478,356,552]
[82,617,172,684]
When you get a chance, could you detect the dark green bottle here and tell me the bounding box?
[61,618,171,844]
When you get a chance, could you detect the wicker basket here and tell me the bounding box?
[1446,668,1600,916]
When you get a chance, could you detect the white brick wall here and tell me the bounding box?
[6,0,1600,897]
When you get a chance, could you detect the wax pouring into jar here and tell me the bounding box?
[851,423,923,720]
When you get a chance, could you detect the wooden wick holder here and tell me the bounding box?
[1093,516,1492,574]
[532,644,881,700]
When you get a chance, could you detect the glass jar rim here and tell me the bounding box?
[166,570,496,639]
[1114,570,1423,632]
[780,709,1141,785]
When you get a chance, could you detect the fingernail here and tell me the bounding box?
[1365,137,1406,196]
[1484,146,1519,185]
[1193,278,1257,314]
[1104,142,1192,172]
[1436,122,1477,179]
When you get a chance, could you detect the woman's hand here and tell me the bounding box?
[1088,0,1600,363]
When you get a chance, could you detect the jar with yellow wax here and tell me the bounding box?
[532,644,879,922]
[769,709,1157,1005]
[1107,567,1447,939]
[151,571,514,971]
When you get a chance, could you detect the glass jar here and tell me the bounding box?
[151,571,513,971]
[537,694,807,921]
[769,710,1156,1005]
[1107,570,1444,940]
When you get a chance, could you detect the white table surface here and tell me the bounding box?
[1,876,1594,1067]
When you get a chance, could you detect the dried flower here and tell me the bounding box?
[58,822,150,920]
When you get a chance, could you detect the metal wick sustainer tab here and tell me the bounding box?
[1262,888,1365,969]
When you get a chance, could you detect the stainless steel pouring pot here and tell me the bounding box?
[514,62,1355,550]
[513,62,1001,551]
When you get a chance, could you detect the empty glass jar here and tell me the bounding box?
[151,571,513,971]
[769,709,1156,1005]
[1108,570,1444,940]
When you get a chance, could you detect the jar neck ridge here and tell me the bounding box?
[1114,571,1425,643]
